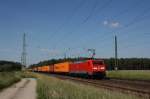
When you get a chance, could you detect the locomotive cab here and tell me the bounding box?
[92,60,105,71]
[90,60,106,78]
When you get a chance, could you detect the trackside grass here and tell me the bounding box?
[107,70,150,80]
[0,72,21,90]
[36,73,141,99]
[0,71,38,90]
[21,71,37,78]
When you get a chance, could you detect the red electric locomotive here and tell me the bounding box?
[69,59,106,78]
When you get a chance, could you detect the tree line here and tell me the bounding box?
[0,60,22,72]
[29,57,150,70]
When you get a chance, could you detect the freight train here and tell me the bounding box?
[32,59,106,78]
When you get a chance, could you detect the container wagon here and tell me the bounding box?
[41,65,50,72]
[54,62,71,74]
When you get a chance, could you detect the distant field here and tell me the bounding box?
[107,70,150,80]
[36,73,141,99]
[0,72,21,90]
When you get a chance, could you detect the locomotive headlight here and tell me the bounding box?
[100,67,105,70]
[93,67,98,69]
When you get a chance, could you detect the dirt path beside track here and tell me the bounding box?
[0,78,36,99]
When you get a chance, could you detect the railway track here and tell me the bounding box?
[48,74,150,98]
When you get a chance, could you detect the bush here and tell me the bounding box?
[0,61,22,72]
[0,72,21,90]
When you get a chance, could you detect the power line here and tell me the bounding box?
[90,31,150,55]
[49,0,86,45]
[82,0,113,24]
[59,0,140,49]
[66,1,150,59]
[75,8,150,59]
[91,5,150,47]
[110,0,142,20]
[42,1,149,59]
[119,8,150,31]
[71,0,140,43]
[83,0,149,46]
[81,0,99,24]
[119,33,150,50]
[55,0,113,47]
[78,1,150,59]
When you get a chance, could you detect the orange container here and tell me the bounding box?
[41,66,49,72]
[40,66,43,71]
[41,66,43,72]
[38,66,42,72]
[54,62,71,73]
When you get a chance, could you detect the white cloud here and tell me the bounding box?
[103,20,120,28]
[110,21,120,28]
[103,20,108,25]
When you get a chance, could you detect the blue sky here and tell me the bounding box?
[0,0,150,65]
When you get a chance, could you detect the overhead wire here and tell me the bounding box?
[53,0,142,57]
[91,3,150,49]
[55,0,113,48]
[82,0,113,24]
[115,4,150,50]
[110,0,142,20]
[48,0,87,45]
[65,0,142,49]
[73,0,143,49]
[46,0,150,58]
[91,18,150,55]
[36,0,87,58]
[80,0,150,57]
[69,0,141,44]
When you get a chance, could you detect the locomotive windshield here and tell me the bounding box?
[93,61,103,65]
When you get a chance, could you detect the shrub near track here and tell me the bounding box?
[36,73,141,99]
[0,72,21,90]
[107,70,150,80]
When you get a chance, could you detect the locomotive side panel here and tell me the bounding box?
[69,61,92,75]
